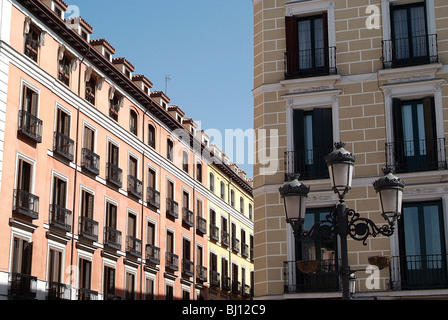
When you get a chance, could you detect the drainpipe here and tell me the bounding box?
[69,45,91,300]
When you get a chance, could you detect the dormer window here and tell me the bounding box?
[42,0,68,19]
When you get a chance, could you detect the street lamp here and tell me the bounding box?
[279,142,405,300]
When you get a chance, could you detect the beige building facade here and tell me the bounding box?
[253,0,448,299]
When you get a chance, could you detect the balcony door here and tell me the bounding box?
[391,2,429,66]
[398,201,448,289]
[292,108,333,180]
[392,97,438,172]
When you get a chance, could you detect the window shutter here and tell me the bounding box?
[87,193,94,219]
[392,98,404,143]
[31,92,38,116]
[22,241,33,275]
[285,16,298,74]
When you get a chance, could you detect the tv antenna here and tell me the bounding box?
[165,75,171,94]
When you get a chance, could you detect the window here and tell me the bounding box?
[145,278,155,300]
[128,156,142,199]
[109,91,122,121]
[105,201,121,250]
[288,108,333,180]
[126,212,140,256]
[125,272,135,300]
[85,76,96,105]
[389,97,443,173]
[165,283,174,300]
[54,108,73,161]
[78,258,93,300]
[82,126,99,175]
[80,190,97,241]
[182,289,190,300]
[51,175,70,232]
[182,238,192,276]
[147,168,160,208]
[167,139,174,161]
[103,266,116,300]
[11,237,35,298]
[209,173,215,192]
[58,51,72,86]
[285,13,335,78]
[107,142,122,187]
[220,181,225,200]
[182,151,189,173]
[19,84,42,143]
[388,2,435,68]
[148,124,156,148]
[24,22,41,62]
[240,197,244,214]
[147,221,155,246]
[230,190,235,207]
[130,109,138,135]
[15,157,33,197]
[196,162,202,182]
[397,200,447,289]
[47,248,64,299]
[249,204,253,220]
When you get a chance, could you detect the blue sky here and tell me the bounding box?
[67,0,254,177]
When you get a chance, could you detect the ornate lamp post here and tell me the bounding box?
[279,142,405,300]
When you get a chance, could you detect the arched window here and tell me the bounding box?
[167,139,173,161]
[240,197,244,214]
[130,109,138,135]
[182,151,189,173]
[148,124,156,148]
[230,190,235,207]
[209,173,215,192]
[220,181,225,200]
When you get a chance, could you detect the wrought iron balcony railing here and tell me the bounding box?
[78,288,98,300]
[283,259,339,294]
[145,244,160,265]
[18,110,43,143]
[47,281,70,300]
[9,272,37,299]
[49,204,72,232]
[389,254,448,291]
[210,224,219,241]
[147,186,160,209]
[104,226,122,250]
[385,138,447,174]
[182,207,194,227]
[126,235,142,257]
[53,132,74,162]
[197,265,207,282]
[79,216,99,242]
[127,175,142,199]
[166,252,179,271]
[81,148,100,175]
[284,148,332,182]
[183,259,194,277]
[13,189,39,220]
[382,34,439,69]
[285,46,337,79]
[106,163,122,188]
[166,198,179,219]
[197,216,207,234]
[232,280,241,295]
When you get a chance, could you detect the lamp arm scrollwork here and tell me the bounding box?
[346,209,395,246]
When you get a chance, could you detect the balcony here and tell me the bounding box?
[47,281,70,300]
[49,204,72,232]
[9,272,37,299]
[197,265,207,282]
[284,148,331,182]
[81,148,100,176]
[285,46,337,79]
[232,237,240,253]
[385,138,447,174]
[166,198,179,219]
[222,275,231,291]
[283,259,339,294]
[166,252,179,271]
[126,235,142,257]
[210,224,219,241]
[183,259,194,277]
[232,280,241,295]
[104,226,122,250]
[106,163,122,188]
[79,216,99,242]
[147,186,160,209]
[210,270,220,287]
[53,132,74,162]
[182,207,194,227]
[389,254,448,291]
[197,216,207,234]
[78,288,98,300]
[145,244,160,265]
[127,175,142,199]
[381,34,439,69]
[18,110,43,143]
[13,189,39,220]
[221,230,230,247]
